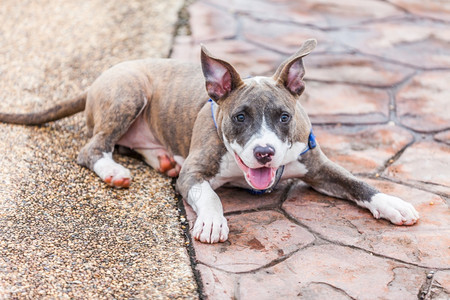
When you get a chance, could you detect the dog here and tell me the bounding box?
[0,39,419,243]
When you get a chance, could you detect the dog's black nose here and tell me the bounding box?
[254,146,275,165]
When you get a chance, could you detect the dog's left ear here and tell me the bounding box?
[273,39,317,96]
[201,45,244,102]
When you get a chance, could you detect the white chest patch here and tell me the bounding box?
[282,141,307,165]
[282,160,309,179]
[209,152,245,189]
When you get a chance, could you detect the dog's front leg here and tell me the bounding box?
[176,150,229,244]
[186,181,228,243]
[178,177,228,243]
[299,147,419,225]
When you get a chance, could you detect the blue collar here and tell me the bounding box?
[208,99,316,194]
[299,129,317,156]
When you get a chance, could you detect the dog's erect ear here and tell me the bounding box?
[273,39,317,96]
[201,45,243,102]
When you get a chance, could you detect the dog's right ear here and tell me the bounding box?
[273,39,317,96]
[201,45,243,103]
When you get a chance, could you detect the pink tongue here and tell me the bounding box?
[248,167,275,190]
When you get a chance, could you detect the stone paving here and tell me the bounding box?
[172,0,450,299]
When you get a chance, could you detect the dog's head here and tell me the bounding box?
[201,39,316,190]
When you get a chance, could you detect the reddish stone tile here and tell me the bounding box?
[217,182,290,214]
[295,0,404,27]
[188,1,237,42]
[384,141,450,195]
[435,130,450,145]
[397,72,450,133]
[170,35,199,62]
[182,182,289,219]
[432,271,450,299]
[342,21,450,69]
[241,18,331,55]
[189,210,315,273]
[307,53,415,87]
[205,39,282,76]
[206,0,404,28]
[283,179,450,268]
[238,244,425,299]
[196,264,237,299]
[389,0,450,22]
[295,282,356,299]
[315,125,414,174]
[301,81,389,124]
[171,38,282,76]
[205,0,322,25]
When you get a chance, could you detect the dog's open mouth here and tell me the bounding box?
[234,153,277,190]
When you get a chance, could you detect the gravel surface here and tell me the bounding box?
[0,0,198,298]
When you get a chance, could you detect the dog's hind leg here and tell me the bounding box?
[78,132,133,188]
[134,148,182,178]
[116,110,183,177]
[77,90,148,188]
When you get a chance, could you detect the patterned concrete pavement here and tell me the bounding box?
[172,0,450,299]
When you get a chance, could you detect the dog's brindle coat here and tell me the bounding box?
[0,40,419,243]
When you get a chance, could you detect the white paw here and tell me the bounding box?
[93,152,131,188]
[360,193,419,225]
[193,213,229,243]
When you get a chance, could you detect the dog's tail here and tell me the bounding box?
[0,92,87,125]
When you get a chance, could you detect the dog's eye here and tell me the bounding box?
[234,114,245,123]
[280,112,291,123]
